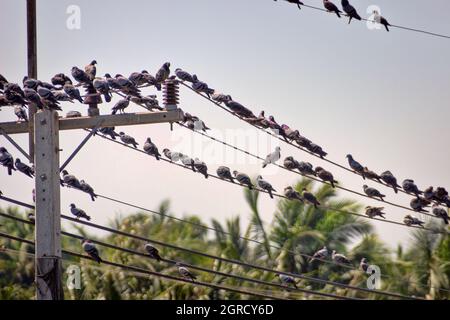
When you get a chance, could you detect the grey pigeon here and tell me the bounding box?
[0,147,15,175]
[181,154,196,172]
[194,158,208,178]
[346,154,365,179]
[403,215,424,227]
[309,246,328,263]
[302,188,320,208]
[63,82,83,103]
[341,0,361,24]
[93,78,112,102]
[211,93,232,104]
[191,75,214,98]
[402,179,422,198]
[257,175,276,198]
[274,0,304,10]
[175,68,195,83]
[432,204,449,225]
[233,171,254,190]
[373,10,391,32]
[111,96,131,115]
[279,274,297,289]
[410,197,430,213]
[119,132,138,148]
[115,74,140,96]
[37,85,61,110]
[284,186,303,202]
[128,71,147,86]
[244,110,268,128]
[297,161,316,176]
[143,137,161,160]
[131,95,162,111]
[262,146,281,168]
[363,185,385,201]
[15,158,34,178]
[144,244,162,261]
[51,73,72,87]
[82,239,102,263]
[315,166,337,188]
[364,206,386,219]
[360,258,369,272]
[141,70,161,91]
[423,186,435,202]
[61,170,82,189]
[216,166,234,182]
[307,142,327,158]
[71,66,91,84]
[332,250,351,265]
[295,135,312,149]
[363,167,382,183]
[66,110,82,118]
[380,171,400,194]
[155,62,171,84]
[224,100,255,118]
[53,90,74,103]
[23,88,43,109]
[80,179,97,201]
[84,60,97,80]
[434,187,448,202]
[14,105,28,121]
[104,73,122,90]
[281,124,300,142]
[283,156,299,170]
[177,263,196,281]
[22,76,40,90]
[323,0,341,18]
[98,127,120,140]
[162,148,183,162]
[70,203,91,221]
[267,116,286,140]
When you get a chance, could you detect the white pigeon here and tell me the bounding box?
[262,146,281,168]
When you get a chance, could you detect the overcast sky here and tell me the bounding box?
[1,0,449,250]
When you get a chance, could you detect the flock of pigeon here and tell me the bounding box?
[274,0,392,31]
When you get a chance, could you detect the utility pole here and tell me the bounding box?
[27,0,37,162]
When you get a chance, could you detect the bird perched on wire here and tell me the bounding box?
[380,171,400,194]
[283,156,299,170]
[144,244,162,261]
[61,170,82,189]
[363,185,386,201]
[0,74,8,91]
[15,159,34,178]
[402,179,423,198]
[141,70,161,91]
[128,71,147,87]
[181,154,197,172]
[111,96,131,115]
[410,197,430,213]
[297,161,316,177]
[191,75,215,99]
[51,73,72,87]
[98,127,119,140]
[63,82,83,103]
[423,186,435,202]
[279,274,298,289]
[257,175,276,198]
[175,68,195,83]
[233,171,254,190]
[364,206,386,219]
[224,100,256,118]
[307,143,327,159]
[80,180,97,202]
[115,74,141,97]
[332,250,351,265]
[23,88,43,109]
[323,0,341,18]
[363,167,382,183]
[295,135,312,149]
[37,85,61,111]
[85,60,97,81]
[262,146,281,168]
[373,10,391,32]
[104,73,122,90]
[82,239,102,263]
[284,186,303,203]
[14,105,28,121]
[302,188,320,208]
[71,66,91,84]
[434,187,449,203]
[216,166,234,183]
[162,148,183,162]
[177,263,196,281]
[0,147,15,175]
[403,215,425,227]
[341,0,361,24]
[70,204,91,221]
[155,62,171,84]
[274,0,304,10]
[211,93,232,104]
[281,125,300,142]
[244,111,268,128]
[194,158,208,179]
[143,137,161,160]
[266,116,285,139]
[93,78,112,103]
[432,204,449,224]
[360,258,369,272]
[183,113,210,132]
[315,167,338,188]
[346,154,366,179]
[53,90,74,103]
[309,246,328,263]
[119,132,138,148]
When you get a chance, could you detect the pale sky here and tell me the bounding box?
[1,0,449,249]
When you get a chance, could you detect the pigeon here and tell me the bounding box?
[141,70,161,91]
[434,187,449,202]
[410,197,430,213]
[111,96,131,115]
[216,166,234,183]
[128,71,148,87]
[177,263,196,281]
[315,167,338,188]
[175,68,195,83]
[262,146,281,168]
[61,170,82,189]
[257,175,276,198]
[4,82,25,98]
[233,171,254,190]
[423,186,435,202]
[346,154,365,179]
[80,180,97,201]
[85,60,97,80]
[53,90,74,103]
[82,239,102,263]
[302,188,320,208]
[360,258,369,272]
[283,156,299,170]
[309,246,328,263]
[341,0,361,24]
[194,158,208,178]
[211,93,232,104]
[323,0,341,18]
[71,66,91,84]
[373,10,391,32]
[307,143,327,158]
[144,244,162,261]
[98,127,119,140]
[66,110,82,118]
[28,212,35,222]
[403,215,424,227]
[119,132,138,148]
[51,73,72,87]
[114,74,141,96]
[14,105,28,121]
[380,171,400,194]
[297,161,316,176]
[191,75,214,98]
[295,135,312,149]
[15,159,34,178]
[363,167,382,183]
[143,137,161,160]
[432,205,449,225]
[37,86,61,111]
[284,186,303,202]
[104,73,122,90]
[224,100,255,118]
[155,62,171,84]
[364,206,386,219]
[267,116,285,138]
[93,78,112,102]
[402,179,422,198]
[332,250,351,265]
[279,274,298,289]
[244,111,268,128]
[181,154,197,172]
[0,74,8,91]
[70,204,91,221]
[22,76,41,90]
[183,113,210,132]
[363,185,386,201]
[63,82,83,103]
[274,0,304,10]
[162,148,182,162]
[132,95,162,111]
[281,125,300,142]
[0,147,15,175]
